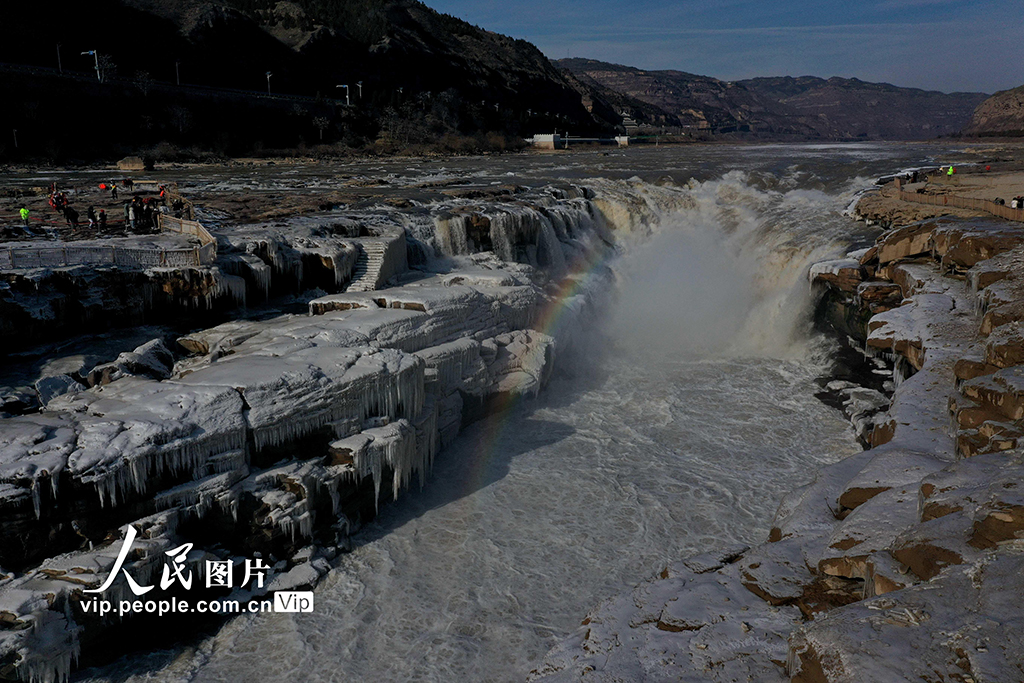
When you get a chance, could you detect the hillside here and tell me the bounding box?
[0,0,619,161]
[741,76,989,139]
[558,58,988,140]
[964,84,1024,136]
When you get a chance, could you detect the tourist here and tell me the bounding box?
[19,207,29,228]
[111,184,118,200]
[64,206,79,231]
[128,203,138,232]
[98,210,107,229]
[87,207,97,229]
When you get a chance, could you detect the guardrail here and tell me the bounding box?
[897,189,1024,223]
[0,242,209,270]
[0,186,217,270]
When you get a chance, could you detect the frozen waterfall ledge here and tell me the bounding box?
[532,203,1024,682]
[0,257,610,682]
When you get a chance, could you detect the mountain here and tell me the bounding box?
[964,85,1024,137]
[0,0,621,161]
[740,76,989,139]
[556,58,815,136]
[557,59,988,140]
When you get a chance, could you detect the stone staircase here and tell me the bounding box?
[346,240,388,291]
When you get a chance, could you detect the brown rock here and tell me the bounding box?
[856,281,902,314]
[870,419,895,447]
[858,245,878,265]
[981,300,1024,335]
[961,371,1024,421]
[969,504,1024,549]
[934,221,1024,270]
[795,575,863,620]
[837,486,890,515]
[863,553,909,597]
[986,332,1024,368]
[789,641,832,683]
[812,263,864,293]
[888,262,930,296]
[953,358,998,383]
[876,221,936,265]
[117,156,146,171]
[891,540,964,581]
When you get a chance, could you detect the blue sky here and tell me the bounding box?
[423,0,1023,94]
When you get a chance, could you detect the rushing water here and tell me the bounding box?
[78,143,980,682]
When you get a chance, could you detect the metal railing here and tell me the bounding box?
[0,242,208,270]
[897,189,1024,223]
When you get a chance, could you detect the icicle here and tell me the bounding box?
[87,425,248,508]
[249,259,271,296]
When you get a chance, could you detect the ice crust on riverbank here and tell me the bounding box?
[0,176,624,682]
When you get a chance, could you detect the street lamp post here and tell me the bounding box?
[81,50,100,82]
[265,71,273,95]
[12,129,18,149]
[356,81,363,99]
[56,44,62,73]
[336,84,349,106]
[175,60,180,86]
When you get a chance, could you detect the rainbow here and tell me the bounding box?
[452,229,618,497]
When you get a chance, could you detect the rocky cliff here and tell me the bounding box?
[965,84,1024,137]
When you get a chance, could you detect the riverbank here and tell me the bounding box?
[533,172,1024,681]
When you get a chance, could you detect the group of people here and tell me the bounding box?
[123,195,166,232]
[13,180,184,237]
[46,187,83,230]
[40,180,169,233]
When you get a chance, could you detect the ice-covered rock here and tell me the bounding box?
[33,375,83,407]
[809,258,863,293]
[1,386,39,415]
[789,551,1024,682]
[86,338,175,386]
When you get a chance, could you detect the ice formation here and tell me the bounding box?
[0,172,622,682]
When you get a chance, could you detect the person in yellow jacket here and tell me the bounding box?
[947,165,955,177]
[19,207,29,227]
